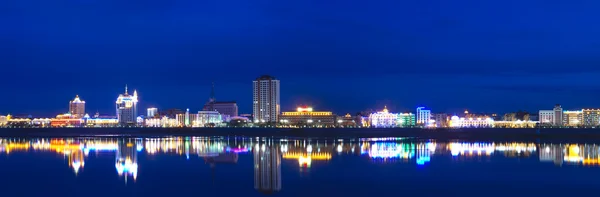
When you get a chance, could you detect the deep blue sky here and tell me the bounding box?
[2,0,600,117]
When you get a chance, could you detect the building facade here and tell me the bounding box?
[433,113,448,128]
[449,116,494,128]
[69,95,86,118]
[369,107,398,128]
[539,110,555,125]
[116,86,138,126]
[253,75,280,123]
[583,109,600,127]
[280,107,336,127]
[147,108,158,118]
[398,113,416,127]
[416,107,431,125]
[554,104,563,126]
[563,110,583,127]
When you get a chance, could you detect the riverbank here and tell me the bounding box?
[1,128,600,142]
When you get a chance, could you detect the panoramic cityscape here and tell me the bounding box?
[0,75,597,129]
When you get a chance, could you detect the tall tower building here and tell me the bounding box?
[116,86,139,126]
[253,75,280,123]
[554,104,563,126]
[69,95,86,118]
[416,107,431,125]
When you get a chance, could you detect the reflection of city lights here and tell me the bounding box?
[337,145,342,153]
[307,145,312,153]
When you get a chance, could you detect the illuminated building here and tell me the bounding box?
[253,75,280,123]
[254,142,281,194]
[554,104,563,126]
[202,83,239,121]
[194,111,222,127]
[369,106,398,128]
[416,107,431,125]
[69,95,85,118]
[337,113,357,128]
[449,115,494,128]
[539,110,555,125]
[0,115,7,126]
[280,107,336,127]
[115,86,139,126]
[145,116,178,127]
[84,116,119,127]
[493,120,538,128]
[582,109,600,127]
[433,113,448,128]
[398,113,416,127]
[147,108,158,118]
[31,118,51,127]
[563,110,583,127]
[50,113,83,127]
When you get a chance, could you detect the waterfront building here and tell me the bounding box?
[582,109,600,127]
[416,107,431,125]
[84,117,119,127]
[539,110,555,125]
[433,113,448,128]
[69,95,85,118]
[563,110,583,127]
[253,75,280,123]
[202,83,239,121]
[6,118,32,128]
[398,113,416,127]
[494,120,539,128]
[337,113,357,128]
[31,118,51,127]
[280,107,336,127]
[147,108,158,118]
[145,116,178,127]
[50,113,83,127]
[369,106,398,128]
[554,104,563,126]
[0,115,7,126]
[449,115,494,128]
[194,111,222,127]
[254,142,281,194]
[116,86,138,126]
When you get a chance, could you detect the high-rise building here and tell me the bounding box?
[582,109,600,127]
[416,107,431,125]
[116,86,138,126]
[69,95,85,118]
[554,104,563,126]
[253,75,280,123]
[147,108,158,118]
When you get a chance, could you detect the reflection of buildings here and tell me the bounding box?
[540,144,600,166]
[254,141,281,194]
[116,141,138,182]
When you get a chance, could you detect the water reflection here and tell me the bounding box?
[1,137,600,193]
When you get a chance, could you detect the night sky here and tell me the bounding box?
[2,0,600,117]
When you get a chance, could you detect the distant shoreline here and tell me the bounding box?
[1,128,600,142]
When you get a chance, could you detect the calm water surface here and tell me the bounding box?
[0,136,598,196]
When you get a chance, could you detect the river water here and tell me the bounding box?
[0,136,598,196]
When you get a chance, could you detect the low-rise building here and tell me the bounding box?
[280,107,336,127]
[398,113,416,127]
[583,109,600,127]
[449,115,494,128]
[51,113,83,127]
[337,113,358,128]
[494,120,538,128]
[563,110,583,127]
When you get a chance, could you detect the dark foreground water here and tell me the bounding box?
[0,136,598,197]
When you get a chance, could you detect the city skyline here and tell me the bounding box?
[3,0,600,116]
